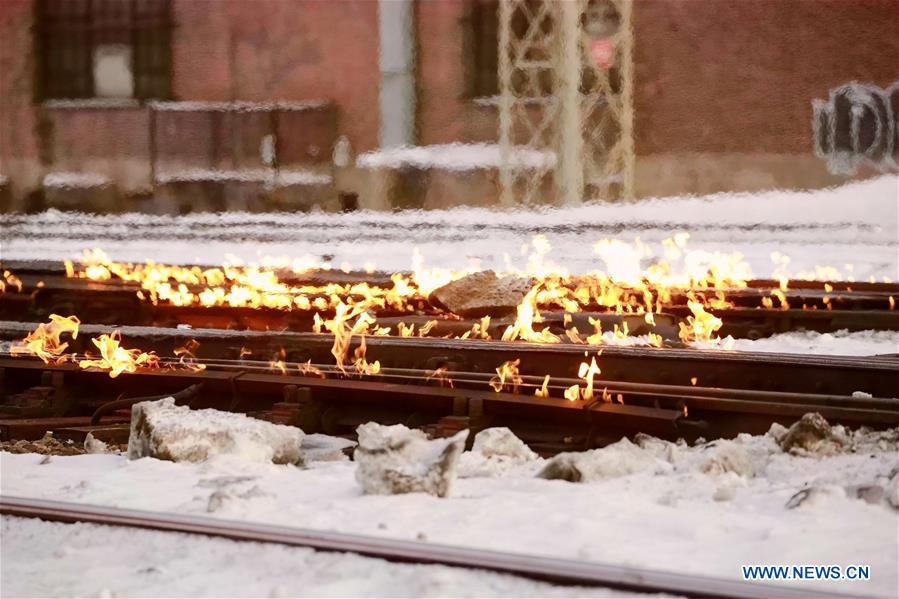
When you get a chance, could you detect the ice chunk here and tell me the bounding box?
[459,427,540,478]
[699,442,756,477]
[298,433,356,464]
[128,398,303,464]
[354,423,468,497]
[83,433,109,454]
[538,438,667,482]
[888,471,899,509]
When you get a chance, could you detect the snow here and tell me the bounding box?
[148,100,330,112]
[458,427,541,478]
[42,172,112,189]
[354,423,467,497]
[0,517,646,599]
[357,143,556,171]
[2,423,896,597]
[721,329,899,356]
[128,398,304,465]
[2,175,895,280]
[155,168,331,186]
[42,98,141,110]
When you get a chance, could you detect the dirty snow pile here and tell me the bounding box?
[129,397,304,464]
[354,423,467,497]
[3,411,898,597]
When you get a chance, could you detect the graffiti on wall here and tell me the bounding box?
[813,81,899,175]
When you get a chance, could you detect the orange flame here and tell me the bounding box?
[489,359,522,393]
[78,331,159,378]
[10,314,80,363]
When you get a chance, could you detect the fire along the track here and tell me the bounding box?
[6,234,894,400]
[63,235,759,346]
[8,315,204,379]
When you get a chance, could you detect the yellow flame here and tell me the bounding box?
[489,359,522,393]
[10,314,81,363]
[78,331,159,378]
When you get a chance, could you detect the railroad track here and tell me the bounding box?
[3,260,898,338]
[2,320,897,396]
[0,495,852,599]
[2,340,897,451]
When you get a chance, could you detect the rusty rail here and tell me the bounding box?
[2,320,896,397]
[2,262,897,338]
[0,496,852,599]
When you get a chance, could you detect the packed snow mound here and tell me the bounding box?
[458,427,541,478]
[539,438,671,482]
[83,432,109,454]
[128,398,304,464]
[298,433,356,464]
[354,423,468,497]
[697,441,757,477]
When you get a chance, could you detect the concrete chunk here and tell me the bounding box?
[429,271,534,317]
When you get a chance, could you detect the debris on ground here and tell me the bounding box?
[128,398,304,464]
[771,413,848,456]
[0,432,84,456]
[354,422,468,497]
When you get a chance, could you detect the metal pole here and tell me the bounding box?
[378,0,417,148]
[618,0,636,200]
[497,0,514,206]
[556,0,584,206]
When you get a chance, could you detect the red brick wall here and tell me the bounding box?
[172,0,380,153]
[0,0,41,193]
[2,0,898,201]
[416,0,498,145]
[633,0,899,155]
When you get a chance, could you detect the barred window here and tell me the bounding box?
[465,0,500,98]
[464,0,552,99]
[37,0,172,100]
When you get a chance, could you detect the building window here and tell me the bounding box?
[466,0,500,98]
[37,0,172,101]
[464,0,553,99]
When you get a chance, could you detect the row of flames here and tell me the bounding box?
[58,235,757,348]
[6,314,619,405]
[7,314,205,379]
[6,314,616,404]
[3,235,893,402]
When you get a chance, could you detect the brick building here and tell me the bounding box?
[0,0,896,212]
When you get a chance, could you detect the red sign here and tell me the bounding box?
[591,38,615,70]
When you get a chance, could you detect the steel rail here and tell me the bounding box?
[3,318,897,393]
[5,351,899,411]
[0,496,854,599]
[3,356,897,427]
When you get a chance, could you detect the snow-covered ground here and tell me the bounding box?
[720,329,899,356]
[1,176,896,281]
[3,424,897,597]
[2,517,646,599]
